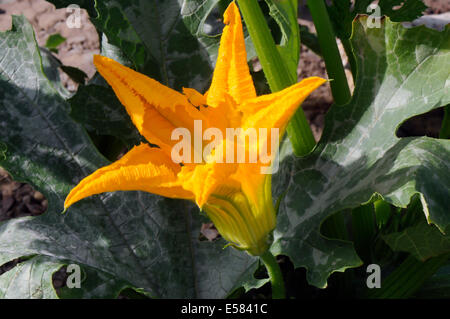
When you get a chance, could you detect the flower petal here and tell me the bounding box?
[93,55,205,155]
[206,1,256,107]
[64,143,192,209]
[178,162,238,208]
[241,77,327,134]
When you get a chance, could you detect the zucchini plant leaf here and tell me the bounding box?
[48,0,259,92]
[0,256,61,299]
[49,0,221,91]
[327,0,428,40]
[382,219,450,261]
[272,18,450,288]
[414,260,450,298]
[68,84,143,148]
[56,263,135,299]
[0,15,262,299]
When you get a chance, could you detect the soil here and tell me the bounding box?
[0,0,448,296]
[424,0,450,14]
[0,0,99,91]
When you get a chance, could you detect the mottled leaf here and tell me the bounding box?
[0,256,61,299]
[69,84,142,148]
[57,264,133,299]
[272,18,449,288]
[327,0,428,40]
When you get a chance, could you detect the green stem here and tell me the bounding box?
[237,0,316,156]
[307,0,351,105]
[341,37,356,80]
[260,250,285,299]
[367,253,450,299]
[351,203,376,263]
[440,105,450,139]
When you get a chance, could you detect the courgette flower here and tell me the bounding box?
[64,2,325,256]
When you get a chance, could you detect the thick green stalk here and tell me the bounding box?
[440,105,450,139]
[352,203,376,263]
[307,0,351,105]
[341,37,356,80]
[237,0,316,156]
[260,250,285,299]
[367,253,450,299]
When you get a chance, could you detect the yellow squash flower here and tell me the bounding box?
[64,2,325,256]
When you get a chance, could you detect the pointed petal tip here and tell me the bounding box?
[93,54,113,69]
[93,54,102,65]
[223,1,239,25]
[63,193,76,213]
[303,76,327,85]
[195,197,207,210]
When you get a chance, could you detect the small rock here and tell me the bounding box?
[33,191,45,201]
[200,223,220,241]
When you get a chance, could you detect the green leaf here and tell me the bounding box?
[68,84,142,148]
[94,0,219,91]
[376,0,428,22]
[0,256,61,299]
[60,65,88,85]
[100,33,133,68]
[57,264,131,299]
[49,0,215,91]
[39,47,72,99]
[272,18,450,288]
[49,0,259,92]
[327,0,428,40]
[0,15,260,299]
[413,260,450,298]
[383,220,450,261]
[45,33,66,53]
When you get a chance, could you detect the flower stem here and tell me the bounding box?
[237,0,316,156]
[260,250,285,299]
[341,37,357,79]
[439,105,450,139]
[351,203,376,263]
[307,0,351,105]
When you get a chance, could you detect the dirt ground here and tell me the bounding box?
[0,0,99,90]
[0,0,448,291]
